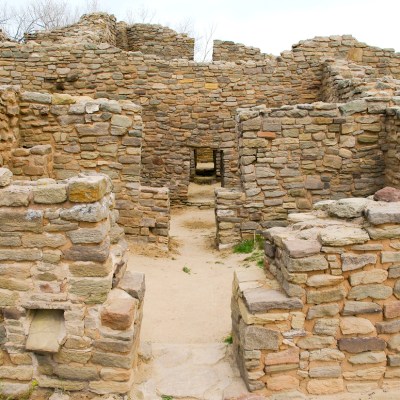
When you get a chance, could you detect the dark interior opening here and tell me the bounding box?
[190,148,223,185]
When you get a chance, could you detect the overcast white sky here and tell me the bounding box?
[5,0,400,55]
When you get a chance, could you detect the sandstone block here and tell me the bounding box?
[313,318,339,336]
[348,284,392,300]
[320,227,369,246]
[382,251,400,263]
[366,202,400,225]
[0,366,33,381]
[0,168,12,186]
[54,364,99,381]
[283,253,328,273]
[69,275,112,304]
[342,301,382,315]
[63,237,110,262]
[341,253,377,272]
[309,349,345,361]
[376,320,400,334]
[282,239,321,258]
[101,298,137,330]
[328,198,370,218]
[118,271,145,301]
[339,99,367,115]
[389,334,400,351]
[343,366,385,381]
[306,274,343,288]
[323,155,342,169]
[100,367,132,382]
[33,184,67,204]
[67,221,109,244]
[309,366,341,378]
[69,260,112,277]
[265,348,299,366]
[297,336,336,350]
[307,285,346,305]
[0,186,31,207]
[348,351,386,364]
[307,378,344,395]
[340,317,375,335]
[22,233,67,248]
[243,288,303,313]
[68,175,108,203]
[384,301,400,319]
[267,375,299,391]
[307,304,339,319]
[0,209,43,233]
[349,269,387,286]
[91,350,134,369]
[239,322,279,350]
[388,355,400,367]
[60,200,109,222]
[374,187,400,202]
[338,337,386,353]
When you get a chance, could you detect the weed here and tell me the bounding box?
[223,334,233,344]
[234,234,265,268]
[0,380,38,400]
[233,239,255,254]
[257,259,264,268]
[182,265,191,274]
[161,396,174,400]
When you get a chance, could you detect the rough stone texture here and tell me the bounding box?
[374,187,400,202]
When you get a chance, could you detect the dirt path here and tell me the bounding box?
[127,206,245,344]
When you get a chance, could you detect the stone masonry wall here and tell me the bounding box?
[1,23,400,201]
[385,106,400,188]
[232,195,400,396]
[213,40,273,62]
[321,60,400,103]
[0,87,170,246]
[0,169,144,396]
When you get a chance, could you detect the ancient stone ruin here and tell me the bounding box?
[0,10,399,398]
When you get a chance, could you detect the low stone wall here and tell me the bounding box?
[0,169,144,396]
[385,106,400,188]
[213,40,273,62]
[232,193,400,396]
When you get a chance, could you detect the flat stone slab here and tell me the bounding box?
[26,309,65,353]
[328,198,371,218]
[365,202,400,225]
[282,239,321,258]
[243,288,303,313]
[338,337,387,353]
[118,270,145,301]
[319,226,369,246]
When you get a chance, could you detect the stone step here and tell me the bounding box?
[243,287,303,313]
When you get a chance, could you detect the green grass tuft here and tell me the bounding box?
[233,239,255,254]
[182,265,191,274]
[223,334,233,344]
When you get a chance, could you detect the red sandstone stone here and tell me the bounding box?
[257,131,276,139]
[101,298,137,330]
[384,302,400,319]
[374,187,400,202]
[265,347,300,366]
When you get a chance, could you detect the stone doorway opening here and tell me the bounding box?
[188,147,223,207]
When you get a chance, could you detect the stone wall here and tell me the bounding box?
[214,98,394,248]
[0,87,170,246]
[0,169,144,396]
[232,194,400,396]
[212,40,273,62]
[124,24,194,60]
[321,60,400,103]
[2,21,400,201]
[385,106,400,188]
[0,86,19,167]
[24,13,118,46]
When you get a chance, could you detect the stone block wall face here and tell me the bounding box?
[0,86,19,167]
[232,197,400,395]
[24,13,118,46]
[212,40,272,62]
[385,107,400,188]
[124,24,194,60]
[321,60,400,103]
[1,28,400,201]
[0,171,144,395]
[215,99,390,242]
[0,87,170,245]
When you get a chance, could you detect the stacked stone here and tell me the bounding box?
[385,106,400,188]
[125,24,194,60]
[0,87,171,245]
[232,193,400,396]
[0,168,144,397]
[215,188,245,249]
[212,40,274,63]
[0,85,19,167]
[321,60,400,103]
[10,144,53,179]
[226,99,393,242]
[24,13,118,46]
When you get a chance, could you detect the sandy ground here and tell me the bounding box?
[127,206,245,343]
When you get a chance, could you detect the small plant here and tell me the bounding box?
[235,234,265,268]
[233,239,255,254]
[161,396,174,400]
[182,265,191,274]
[223,334,233,344]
